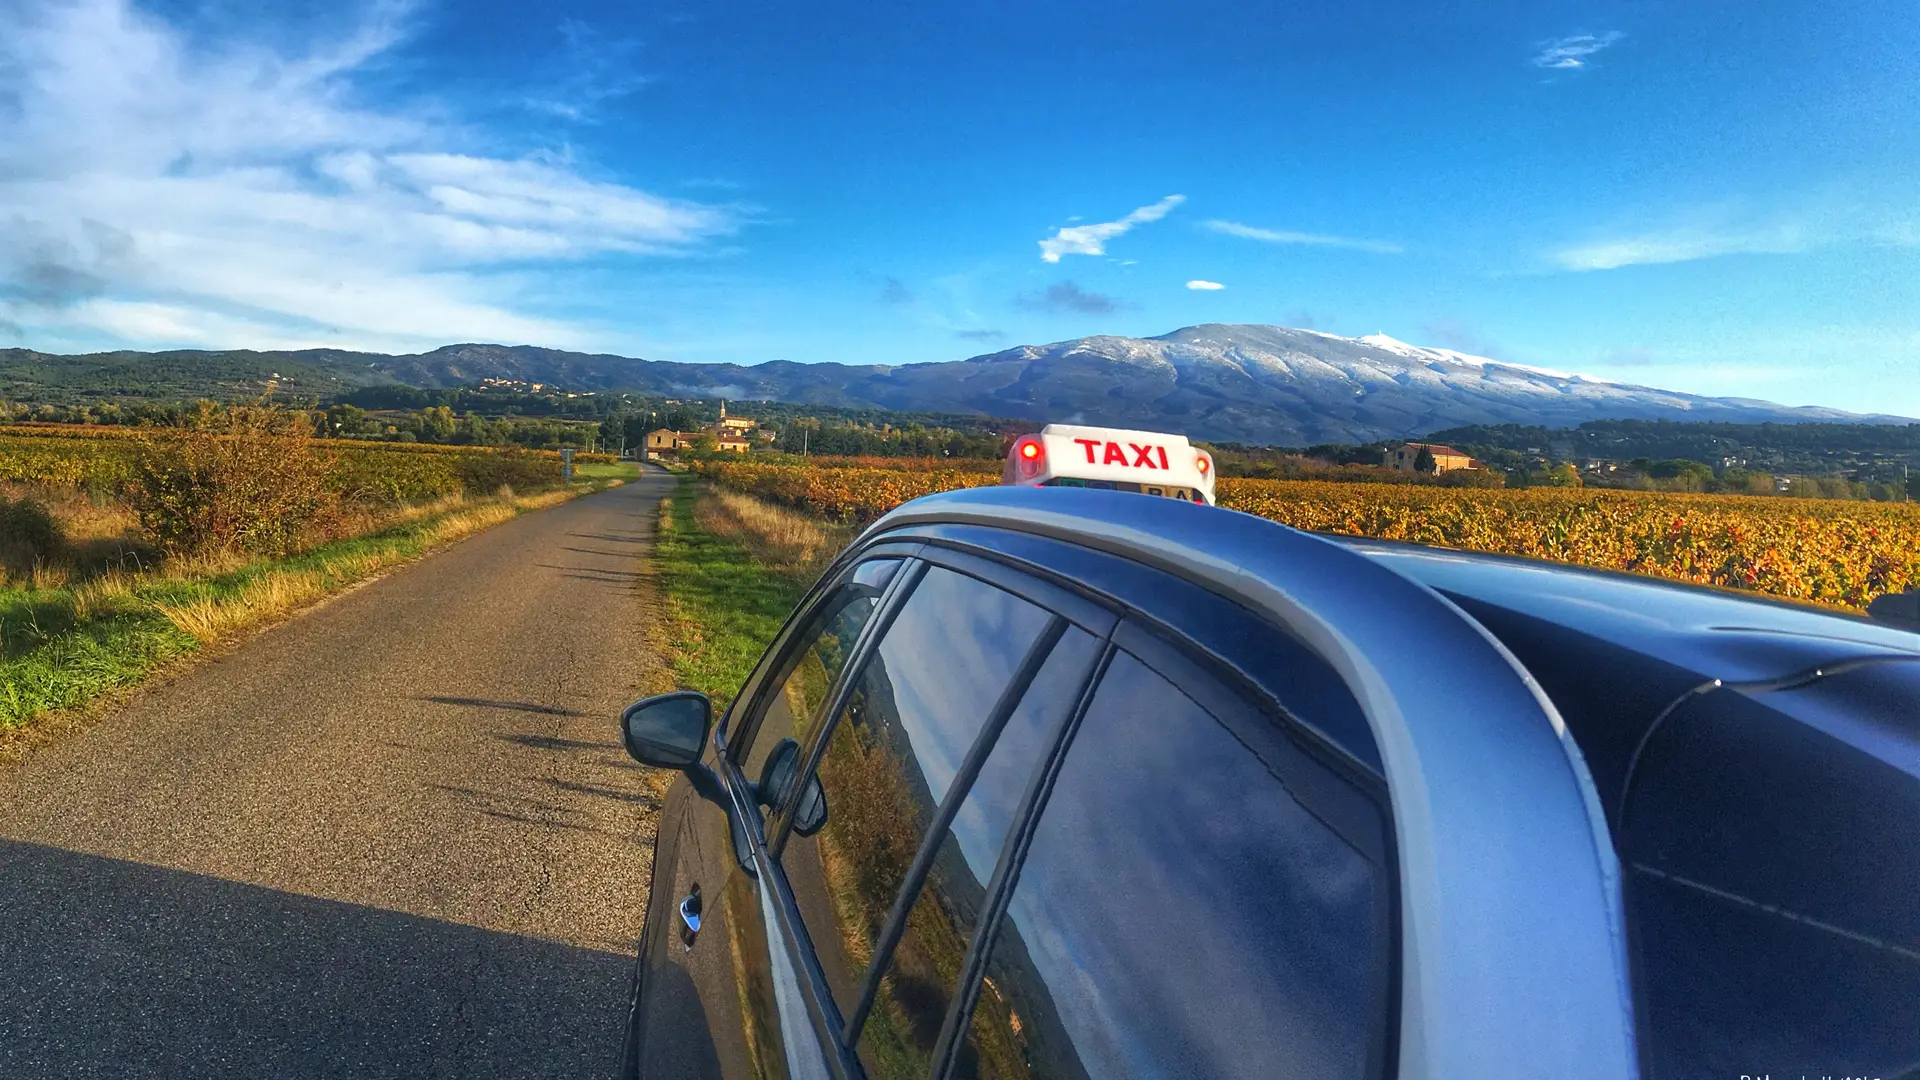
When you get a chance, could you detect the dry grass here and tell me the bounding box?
[693,487,851,576]
[150,487,579,645]
[0,481,148,587]
[157,570,331,642]
[0,481,137,543]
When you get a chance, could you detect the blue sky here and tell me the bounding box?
[2,0,1916,417]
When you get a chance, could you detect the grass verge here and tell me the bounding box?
[574,460,641,482]
[0,480,618,740]
[647,477,848,712]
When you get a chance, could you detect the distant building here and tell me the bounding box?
[644,429,691,458]
[1386,442,1483,474]
[715,400,757,434]
[715,434,752,453]
[754,428,778,441]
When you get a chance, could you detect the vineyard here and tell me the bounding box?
[693,460,1920,612]
[0,424,614,503]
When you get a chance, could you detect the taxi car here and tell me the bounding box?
[615,450,1920,1079]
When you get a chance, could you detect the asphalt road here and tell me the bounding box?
[0,467,680,1078]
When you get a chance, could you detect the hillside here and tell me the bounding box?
[5,325,1908,444]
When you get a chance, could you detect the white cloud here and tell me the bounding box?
[1039,195,1184,262]
[1553,226,1808,271]
[1546,195,1920,271]
[1531,31,1625,71]
[0,0,741,352]
[1202,219,1403,254]
[1185,280,1225,291]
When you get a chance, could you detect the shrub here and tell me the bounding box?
[0,497,65,580]
[455,448,563,494]
[127,407,342,558]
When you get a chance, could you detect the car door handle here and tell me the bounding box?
[678,886,702,949]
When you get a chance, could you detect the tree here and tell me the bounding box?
[1414,447,1437,474]
[1540,463,1583,487]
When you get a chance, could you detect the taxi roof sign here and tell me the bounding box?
[1003,423,1215,504]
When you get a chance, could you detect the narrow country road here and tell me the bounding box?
[0,468,679,1079]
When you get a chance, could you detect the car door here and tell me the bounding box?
[631,555,906,1080]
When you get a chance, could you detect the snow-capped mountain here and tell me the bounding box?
[857,323,1902,444]
[9,324,1905,444]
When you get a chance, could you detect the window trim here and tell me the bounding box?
[925,640,1116,1080]
[838,614,1079,1047]
[728,553,921,775]
[770,552,1119,855]
[909,526,1385,780]
[765,559,931,857]
[717,542,923,767]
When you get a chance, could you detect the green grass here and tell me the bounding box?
[650,477,809,711]
[0,592,193,730]
[573,460,640,481]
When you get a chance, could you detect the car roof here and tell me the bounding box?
[1329,534,1920,684]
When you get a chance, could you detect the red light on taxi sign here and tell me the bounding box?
[1196,453,1211,475]
[1011,435,1046,480]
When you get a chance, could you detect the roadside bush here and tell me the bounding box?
[0,496,65,580]
[128,407,343,558]
[455,449,563,495]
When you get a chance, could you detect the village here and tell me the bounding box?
[641,401,778,459]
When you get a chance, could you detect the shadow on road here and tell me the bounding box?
[420,696,586,717]
[496,732,609,751]
[0,839,628,1079]
[535,564,644,580]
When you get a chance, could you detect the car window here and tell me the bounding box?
[959,646,1394,1080]
[736,558,901,784]
[775,565,1057,1026]
[853,626,1104,1080]
[1622,678,1920,1078]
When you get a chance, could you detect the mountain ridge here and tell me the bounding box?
[3,324,1907,444]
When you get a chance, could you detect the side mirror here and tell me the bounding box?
[757,737,829,837]
[620,691,713,770]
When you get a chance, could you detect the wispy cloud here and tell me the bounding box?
[1185,280,1225,291]
[522,19,650,122]
[0,0,741,352]
[1553,226,1809,271]
[954,328,1007,342]
[1531,31,1625,71]
[1547,199,1880,271]
[1203,219,1403,255]
[876,276,914,304]
[1039,195,1184,262]
[1017,281,1121,315]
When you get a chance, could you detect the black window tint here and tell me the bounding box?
[963,648,1392,1080]
[778,567,1056,1022]
[737,559,898,782]
[1622,677,1920,1078]
[856,627,1103,1080]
